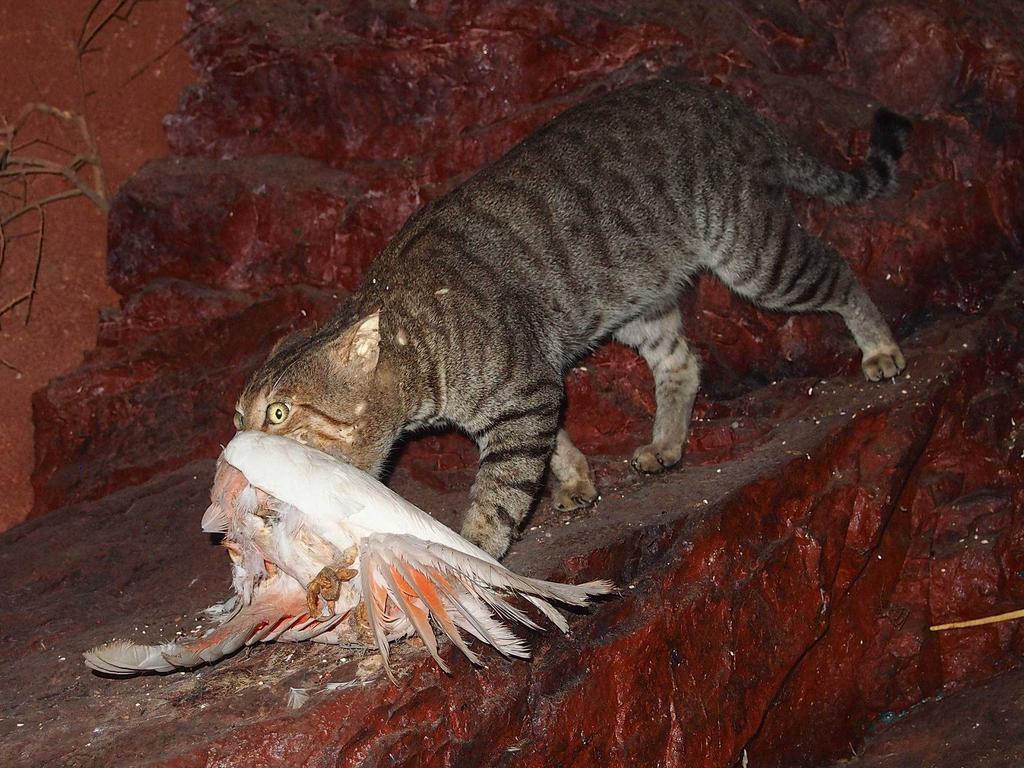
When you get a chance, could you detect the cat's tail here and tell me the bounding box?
[777,108,912,205]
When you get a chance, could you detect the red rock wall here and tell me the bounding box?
[32,0,1024,514]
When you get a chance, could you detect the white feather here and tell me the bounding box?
[287,687,310,709]
[84,640,180,675]
[223,432,497,560]
[201,501,229,533]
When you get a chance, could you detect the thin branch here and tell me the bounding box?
[0,292,32,319]
[1,189,83,228]
[123,29,189,85]
[0,162,107,211]
[2,154,91,173]
[1,103,108,209]
[122,0,246,86]
[0,229,41,244]
[2,102,76,137]
[11,136,76,157]
[931,607,1024,631]
[0,211,44,324]
[77,0,151,59]
[0,355,22,375]
[75,108,107,210]
[77,0,108,52]
[24,206,45,324]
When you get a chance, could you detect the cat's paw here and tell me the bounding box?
[631,443,683,474]
[551,475,599,512]
[862,346,906,382]
[460,514,514,560]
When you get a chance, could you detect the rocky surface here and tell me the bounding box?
[33,284,338,512]
[8,0,1024,766]
[4,275,1024,767]
[823,665,1024,768]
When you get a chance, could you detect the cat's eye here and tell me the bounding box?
[233,411,244,430]
[266,402,290,425]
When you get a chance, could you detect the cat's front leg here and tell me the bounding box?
[549,429,598,511]
[461,391,562,558]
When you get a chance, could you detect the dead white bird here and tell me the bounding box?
[84,431,612,681]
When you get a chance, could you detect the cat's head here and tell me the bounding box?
[234,312,403,476]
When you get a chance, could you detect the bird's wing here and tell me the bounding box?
[340,480,497,562]
[357,532,613,683]
[83,573,348,676]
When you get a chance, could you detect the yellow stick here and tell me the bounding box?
[930,608,1024,631]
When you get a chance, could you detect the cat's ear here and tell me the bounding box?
[331,312,380,375]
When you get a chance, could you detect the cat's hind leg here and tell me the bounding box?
[614,307,701,474]
[711,207,904,381]
[835,295,905,381]
[549,429,598,511]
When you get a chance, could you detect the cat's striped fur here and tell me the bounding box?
[237,78,911,558]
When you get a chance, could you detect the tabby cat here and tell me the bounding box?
[235,78,911,558]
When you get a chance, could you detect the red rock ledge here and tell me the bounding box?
[3,274,1023,767]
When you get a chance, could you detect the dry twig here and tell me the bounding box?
[0,0,150,366]
[930,607,1024,631]
[0,354,22,375]
[78,0,151,58]
[0,207,46,324]
[0,103,109,213]
[123,0,245,86]
[0,105,107,329]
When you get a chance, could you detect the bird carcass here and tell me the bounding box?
[84,431,612,682]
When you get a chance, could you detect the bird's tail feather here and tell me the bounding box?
[358,533,613,682]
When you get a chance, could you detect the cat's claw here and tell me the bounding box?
[552,476,599,512]
[631,443,682,474]
[862,347,906,382]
